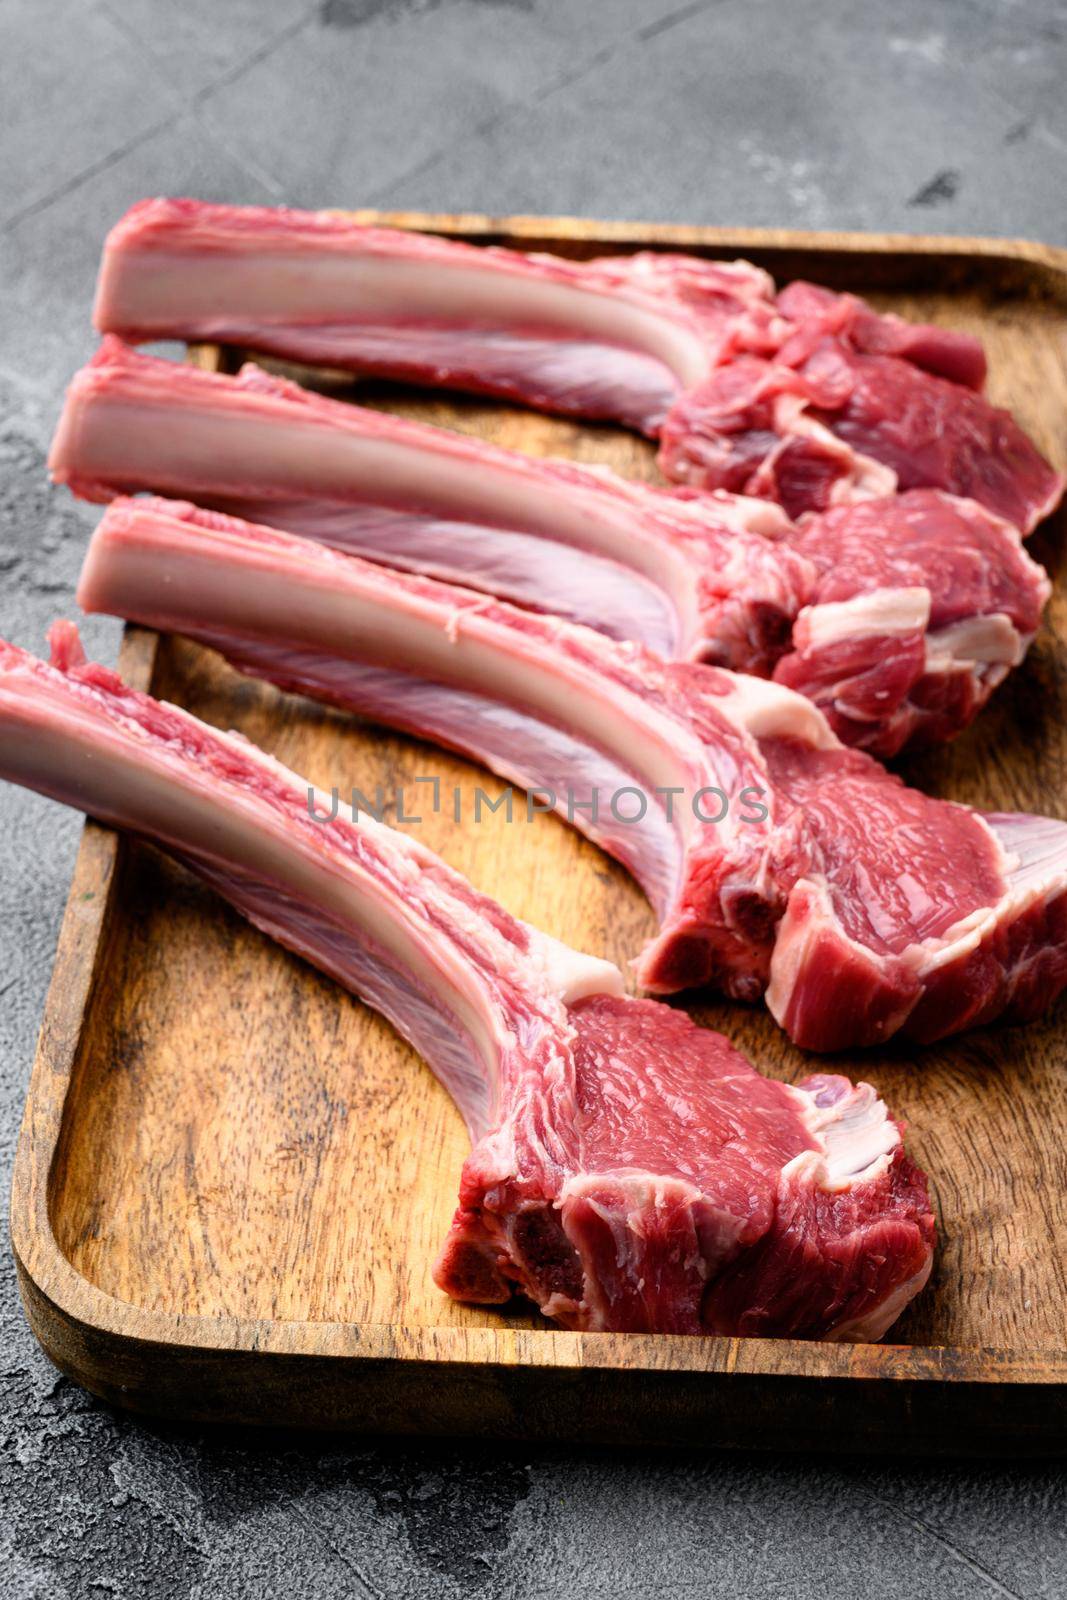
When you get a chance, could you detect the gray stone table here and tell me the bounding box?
[2,1,1066,1594]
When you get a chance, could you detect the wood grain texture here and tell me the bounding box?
[9,219,1067,1452]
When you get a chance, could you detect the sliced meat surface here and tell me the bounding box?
[772,279,988,390]
[659,343,1063,535]
[445,994,934,1340]
[763,739,1067,1050]
[772,489,1051,754]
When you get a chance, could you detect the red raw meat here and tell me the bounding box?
[773,489,1050,755]
[0,626,934,1340]
[772,280,988,390]
[78,496,1067,1050]
[659,342,1063,534]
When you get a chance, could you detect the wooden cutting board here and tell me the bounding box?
[10,216,1067,1454]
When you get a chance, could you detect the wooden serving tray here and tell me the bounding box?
[11,216,1067,1454]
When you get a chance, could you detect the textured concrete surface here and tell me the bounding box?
[1,1,1066,1594]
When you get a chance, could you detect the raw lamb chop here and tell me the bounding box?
[78,495,1067,1051]
[773,489,1051,755]
[51,345,1051,756]
[90,200,1060,533]
[92,198,777,433]
[0,624,935,1340]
